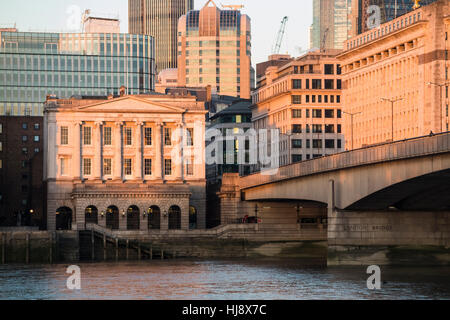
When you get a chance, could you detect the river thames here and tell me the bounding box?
[0,260,449,300]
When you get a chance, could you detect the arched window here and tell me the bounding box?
[148,206,161,230]
[85,206,98,225]
[189,206,197,229]
[56,207,72,230]
[127,205,140,230]
[106,206,119,230]
[168,205,181,230]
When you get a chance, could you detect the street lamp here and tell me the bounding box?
[427,82,450,133]
[381,97,403,142]
[342,111,362,150]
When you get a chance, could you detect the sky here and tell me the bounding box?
[0,0,313,65]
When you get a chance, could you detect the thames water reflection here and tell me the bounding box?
[0,260,449,300]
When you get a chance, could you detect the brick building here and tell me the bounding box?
[0,116,44,228]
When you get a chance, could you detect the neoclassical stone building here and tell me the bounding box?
[43,92,207,231]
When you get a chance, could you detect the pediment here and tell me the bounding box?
[76,96,186,114]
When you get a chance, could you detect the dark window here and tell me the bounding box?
[325,124,335,133]
[312,124,322,133]
[337,124,342,133]
[292,79,302,89]
[292,139,302,148]
[324,64,334,74]
[325,139,335,148]
[337,139,342,148]
[292,95,301,104]
[337,109,342,118]
[312,79,321,89]
[292,124,302,133]
[325,109,334,118]
[337,80,342,89]
[312,109,322,118]
[313,139,322,148]
[305,79,310,89]
[292,155,302,163]
[325,79,334,89]
[292,110,302,118]
[305,95,310,103]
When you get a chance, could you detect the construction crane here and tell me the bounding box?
[272,16,288,55]
[221,3,244,10]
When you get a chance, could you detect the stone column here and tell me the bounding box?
[93,121,103,180]
[161,205,169,231]
[154,122,163,180]
[140,206,148,231]
[114,122,123,180]
[175,122,184,180]
[47,120,57,179]
[73,122,82,180]
[135,121,144,181]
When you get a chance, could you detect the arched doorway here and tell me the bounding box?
[168,205,181,230]
[148,206,161,230]
[85,206,98,225]
[189,206,197,230]
[127,205,140,230]
[106,206,119,230]
[56,207,72,230]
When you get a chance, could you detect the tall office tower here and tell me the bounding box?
[0,30,155,116]
[129,0,194,73]
[177,0,252,99]
[351,0,437,35]
[310,0,353,50]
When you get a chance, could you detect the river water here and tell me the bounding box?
[0,260,449,300]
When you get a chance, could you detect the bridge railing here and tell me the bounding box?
[240,132,450,189]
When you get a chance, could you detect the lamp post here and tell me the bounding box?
[381,97,403,142]
[342,111,362,150]
[427,82,449,133]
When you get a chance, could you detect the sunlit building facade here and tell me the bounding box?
[339,0,450,149]
[0,31,155,116]
[177,0,252,99]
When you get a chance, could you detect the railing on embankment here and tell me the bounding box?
[0,224,327,264]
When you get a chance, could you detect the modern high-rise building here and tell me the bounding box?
[351,0,437,36]
[0,30,155,116]
[129,0,194,73]
[177,0,252,99]
[338,0,449,149]
[310,0,353,50]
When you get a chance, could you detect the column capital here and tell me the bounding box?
[94,121,104,127]
[135,120,145,127]
[154,121,163,127]
[74,121,83,127]
[115,121,124,127]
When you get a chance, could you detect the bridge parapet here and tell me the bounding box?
[240,132,450,190]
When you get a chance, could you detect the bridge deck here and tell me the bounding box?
[240,132,450,190]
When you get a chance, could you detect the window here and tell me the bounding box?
[124,127,132,146]
[337,139,342,149]
[325,125,335,133]
[337,109,342,118]
[292,124,302,133]
[144,128,152,146]
[0,159,2,169]
[124,158,132,176]
[306,139,311,148]
[0,124,2,133]
[292,109,302,118]
[83,127,91,145]
[312,79,321,89]
[292,139,302,148]
[337,80,342,90]
[164,128,172,146]
[292,79,301,89]
[292,155,302,163]
[0,141,2,152]
[103,127,112,145]
[325,79,334,89]
[325,139,335,149]
[324,64,334,75]
[103,158,112,176]
[186,128,194,146]
[22,123,28,130]
[34,123,40,130]
[325,109,334,118]
[312,109,322,118]
[60,158,67,175]
[22,147,28,154]
[144,159,152,176]
[60,126,68,145]
[312,124,322,133]
[83,158,92,176]
[292,95,301,104]
[165,159,172,176]
[34,136,40,142]
[313,139,322,149]
[186,158,194,176]
[337,124,342,133]
[22,136,28,142]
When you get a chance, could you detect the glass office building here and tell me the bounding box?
[0,31,155,116]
